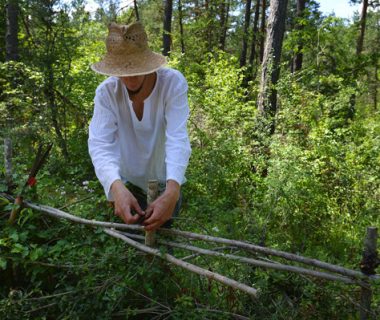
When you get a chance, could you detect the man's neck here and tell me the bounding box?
[127,75,146,96]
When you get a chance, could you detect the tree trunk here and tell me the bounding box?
[219,0,230,51]
[349,0,369,121]
[259,0,267,62]
[46,64,69,159]
[178,0,185,53]
[5,0,19,61]
[5,0,19,190]
[257,0,288,131]
[374,61,378,110]
[163,0,173,56]
[134,0,140,21]
[292,0,307,72]
[247,0,261,81]
[239,0,252,68]
[356,0,368,56]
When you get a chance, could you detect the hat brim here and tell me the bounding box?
[91,51,167,77]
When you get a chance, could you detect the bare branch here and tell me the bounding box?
[157,228,376,281]
[119,232,364,286]
[4,195,377,284]
[104,228,258,297]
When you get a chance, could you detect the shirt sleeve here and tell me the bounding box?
[164,71,192,185]
[88,88,121,200]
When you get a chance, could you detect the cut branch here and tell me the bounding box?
[119,232,363,286]
[104,228,258,297]
[4,195,377,284]
[157,228,374,281]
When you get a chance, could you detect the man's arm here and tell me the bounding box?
[88,88,122,200]
[143,71,191,231]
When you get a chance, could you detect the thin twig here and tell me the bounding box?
[119,232,364,286]
[195,303,251,320]
[58,194,96,210]
[182,246,239,261]
[123,285,171,312]
[27,290,78,301]
[26,302,57,314]
[104,228,258,297]
[112,306,167,317]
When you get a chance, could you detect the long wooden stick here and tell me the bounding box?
[157,229,373,281]
[104,228,258,297]
[22,200,144,231]
[119,231,363,286]
[4,195,378,283]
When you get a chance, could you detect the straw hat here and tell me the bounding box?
[91,22,167,77]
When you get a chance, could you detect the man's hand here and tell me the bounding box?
[111,180,144,224]
[143,180,180,231]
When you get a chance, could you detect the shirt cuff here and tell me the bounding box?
[166,165,187,186]
[104,171,122,201]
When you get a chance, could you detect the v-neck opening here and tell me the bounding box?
[132,101,144,122]
[125,71,159,123]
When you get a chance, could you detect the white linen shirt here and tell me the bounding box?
[88,68,191,200]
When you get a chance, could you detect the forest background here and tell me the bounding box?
[0,0,379,318]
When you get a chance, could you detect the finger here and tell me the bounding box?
[131,198,145,216]
[122,213,140,224]
[120,206,139,224]
[128,214,141,224]
[144,221,162,231]
[145,206,154,219]
[143,211,158,225]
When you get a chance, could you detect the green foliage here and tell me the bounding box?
[0,2,379,319]
[0,61,48,145]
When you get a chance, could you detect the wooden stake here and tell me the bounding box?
[145,180,158,247]
[360,227,378,320]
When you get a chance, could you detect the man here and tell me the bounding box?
[88,22,191,231]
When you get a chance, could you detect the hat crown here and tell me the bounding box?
[91,21,166,77]
[106,22,148,55]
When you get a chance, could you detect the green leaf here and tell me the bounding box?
[30,247,44,261]
[0,257,7,270]
[11,243,24,253]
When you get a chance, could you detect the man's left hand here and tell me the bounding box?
[143,180,180,231]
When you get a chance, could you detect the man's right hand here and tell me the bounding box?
[110,180,145,224]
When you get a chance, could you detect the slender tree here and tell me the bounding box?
[259,0,267,62]
[356,0,369,55]
[247,0,261,80]
[240,0,252,68]
[4,0,19,195]
[348,0,370,121]
[292,0,307,72]
[257,0,288,131]
[219,0,230,50]
[134,0,140,20]
[163,0,173,56]
[5,0,19,61]
[178,0,185,53]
